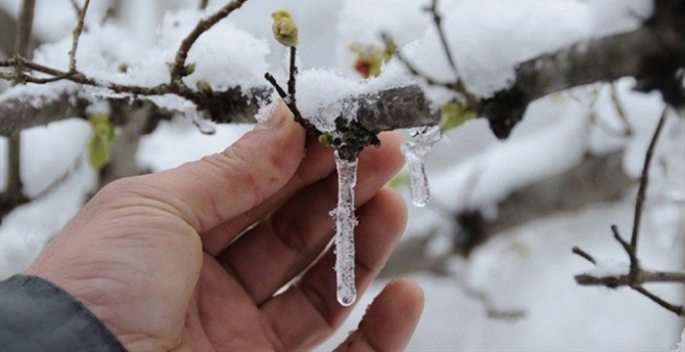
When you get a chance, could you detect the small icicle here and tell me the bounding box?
[191,112,217,135]
[401,125,442,207]
[331,150,359,306]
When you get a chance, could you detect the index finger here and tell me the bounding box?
[131,102,306,233]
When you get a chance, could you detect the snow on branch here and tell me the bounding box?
[2,6,683,142]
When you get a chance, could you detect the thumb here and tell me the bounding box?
[142,101,306,233]
[335,279,425,352]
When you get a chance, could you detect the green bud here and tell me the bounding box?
[196,80,213,96]
[271,10,299,47]
[318,133,334,147]
[183,63,196,76]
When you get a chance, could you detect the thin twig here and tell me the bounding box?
[12,0,34,80]
[632,286,684,316]
[382,33,453,90]
[611,225,638,275]
[631,107,669,249]
[264,72,288,99]
[2,56,205,106]
[572,107,681,317]
[170,0,250,84]
[287,46,297,100]
[69,0,91,73]
[69,0,82,16]
[609,83,634,136]
[382,33,478,108]
[572,246,597,265]
[425,0,460,81]
[264,72,316,135]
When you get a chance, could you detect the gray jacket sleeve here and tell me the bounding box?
[0,275,126,352]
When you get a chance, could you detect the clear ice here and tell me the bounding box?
[331,151,359,306]
[401,125,442,207]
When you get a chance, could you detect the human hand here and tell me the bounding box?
[27,102,424,351]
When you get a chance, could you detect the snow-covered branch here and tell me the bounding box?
[2,3,683,141]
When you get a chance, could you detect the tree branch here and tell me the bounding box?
[631,107,668,249]
[575,271,685,287]
[1,0,35,220]
[572,108,683,318]
[169,0,251,85]
[0,0,683,142]
[69,0,91,73]
[0,5,39,57]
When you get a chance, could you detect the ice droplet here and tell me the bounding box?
[331,150,359,306]
[401,125,442,207]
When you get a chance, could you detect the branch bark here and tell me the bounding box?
[0,6,39,57]
[2,11,683,139]
[1,0,35,219]
[0,0,682,145]
[575,271,685,287]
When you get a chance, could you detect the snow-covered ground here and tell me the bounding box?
[1,0,683,349]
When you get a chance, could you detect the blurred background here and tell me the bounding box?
[0,0,683,349]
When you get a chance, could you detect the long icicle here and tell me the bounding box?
[332,150,359,306]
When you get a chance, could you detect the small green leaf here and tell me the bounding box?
[87,114,116,170]
[88,136,110,170]
[439,102,476,132]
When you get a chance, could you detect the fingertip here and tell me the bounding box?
[365,278,424,347]
[384,278,425,316]
[377,130,404,151]
[337,278,424,351]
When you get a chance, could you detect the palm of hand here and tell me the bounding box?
[27,105,423,351]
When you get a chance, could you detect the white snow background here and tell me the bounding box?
[0,0,683,349]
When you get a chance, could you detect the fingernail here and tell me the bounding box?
[256,100,288,130]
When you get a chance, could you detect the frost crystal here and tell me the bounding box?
[331,151,359,306]
[401,125,442,207]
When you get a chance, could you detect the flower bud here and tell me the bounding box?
[271,10,298,47]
